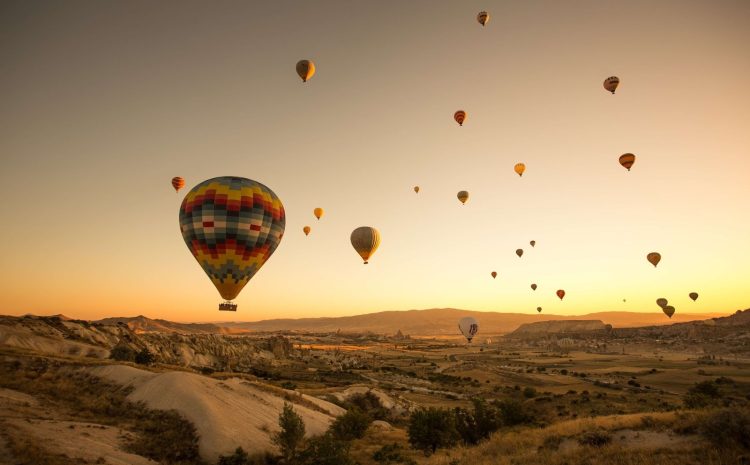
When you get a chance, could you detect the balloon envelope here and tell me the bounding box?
[414,186,420,193]
[530,240,536,247]
[689,292,699,301]
[531,283,537,291]
[477,11,489,26]
[454,110,466,126]
[172,177,185,193]
[458,316,479,342]
[179,176,285,303]
[619,153,636,171]
[656,298,668,308]
[537,307,542,313]
[303,226,311,236]
[296,60,315,82]
[491,271,497,279]
[663,305,675,318]
[514,163,526,177]
[556,289,565,300]
[604,76,620,94]
[314,208,324,220]
[647,252,661,267]
[457,190,469,204]
[516,249,523,258]
[351,226,380,264]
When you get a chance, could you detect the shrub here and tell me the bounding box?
[407,407,459,455]
[699,408,750,450]
[330,408,372,441]
[523,387,537,398]
[684,380,721,408]
[373,443,417,465]
[109,344,136,362]
[345,391,389,420]
[494,399,532,427]
[272,403,305,462]
[297,433,357,465]
[577,430,612,447]
[135,347,155,365]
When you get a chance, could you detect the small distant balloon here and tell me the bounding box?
[350,226,380,264]
[457,190,469,205]
[303,226,311,236]
[477,11,489,26]
[454,110,466,126]
[491,271,497,279]
[537,307,542,313]
[514,163,526,177]
[516,249,524,258]
[656,298,668,309]
[531,283,537,291]
[689,292,699,302]
[604,76,620,94]
[530,240,536,247]
[296,60,315,82]
[414,186,420,194]
[171,177,185,193]
[556,289,565,300]
[314,208,324,220]
[647,252,661,267]
[619,153,636,171]
[662,305,675,318]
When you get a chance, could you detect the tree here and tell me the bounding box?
[407,407,459,455]
[494,399,531,427]
[297,433,356,465]
[330,408,372,441]
[273,403,305,463]
[110,344,136,362]
[454,399,501,445]
[135,347,155,365]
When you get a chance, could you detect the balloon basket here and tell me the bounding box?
[219,302,237,312]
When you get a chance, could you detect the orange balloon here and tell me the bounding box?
[171,177,185,193]
[454,110,466,126]
[491,271,497,279]
[556,289,565,300]
[303,226,311,236]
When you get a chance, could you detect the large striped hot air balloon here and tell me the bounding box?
[296,60,315,82]
[351,226,380,264]
[514,163,526,177]
[647,252,661,267]
[619,153,636,171]
[603,76,620,94]
[454,110,466,126]
[179,177,285,311]
[457,190,469,205]
[172,177,185,193]
[477,11,490,26]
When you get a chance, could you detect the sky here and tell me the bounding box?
[1,0,749,322]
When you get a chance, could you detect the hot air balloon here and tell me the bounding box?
[647,252,661,267]
[457,191,469,205]
[491,271,497,279]
[604,76,619,94]
[303,226,311,236]
[530,240,536,247]
[458,316,479,343]
[514,163,526,177]
[623,299,627,302]
[656,298,668,309]
[296,60,315,82]
[314,208,324,220]
[351,226,380,264]
[477,11,489,26]
[414,186,420,194]
[537,307,542,313]
[662,305,675,318]
[531,283,537,291]
[689,292,699,302]
[454,110,466,126]
[516,249,523,258]
[556,289,565,300]
[171,177,185,193]
[619,153,636,171]
[179,177,285,311]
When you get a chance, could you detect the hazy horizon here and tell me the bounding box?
[2,0,749,321]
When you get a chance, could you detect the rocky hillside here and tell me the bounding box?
[507,319,611,336]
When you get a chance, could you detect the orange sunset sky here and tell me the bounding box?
[1,0,749,322]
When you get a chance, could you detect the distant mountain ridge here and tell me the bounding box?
[82,308,733,336]
[508,319,610,336]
